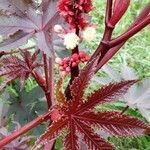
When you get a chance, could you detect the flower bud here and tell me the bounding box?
[55,57,63,65]
[66,66,71,72]
[54,24,64,33]
[82,26,96,42]
[72,62,77,67]
[71,53,79,61]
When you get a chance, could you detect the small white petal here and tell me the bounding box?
[82,26,96,42]
[54,24,64,33]
[64,32,80,49]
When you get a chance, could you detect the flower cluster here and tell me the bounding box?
[58,0,93,29]
[55,51,89,76]
[54,25,96,50]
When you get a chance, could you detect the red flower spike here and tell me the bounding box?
[109,0,130,26]
[56,52,89,76]
[58,0,93,29]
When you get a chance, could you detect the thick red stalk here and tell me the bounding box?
[43,54,49,90]
[89,0,113,61]
[49,58,54,106]
[109,15,150,48]
[105,0,113,25]
[43,54,52,108]
[95,2,150,72]
[0,112,51,148]
[32,71,46,90]
[42,50,55,149]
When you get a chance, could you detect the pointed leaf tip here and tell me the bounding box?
[70,57,98,105]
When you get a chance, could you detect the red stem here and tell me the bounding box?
[65,25,80,100]
[105,0,113,24]
[43,54,52,108]
[32,71,46,91]
[89,0,113,61]
[43,54,49,90]
[49,58,54,106]
[109,15,150,48]
[0,112,51,148]
[95,2,150,72]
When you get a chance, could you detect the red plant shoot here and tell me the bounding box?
[0,0,150,149]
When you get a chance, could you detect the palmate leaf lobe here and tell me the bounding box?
[75,119,115,150]
[40,117,68,143]
[76,80,137,113]
[0,0,62,56]
[0,50,40,91]
[70,58,98,110]
[76,111,149,137]
[39,60,150,150]
[64,120,79,150]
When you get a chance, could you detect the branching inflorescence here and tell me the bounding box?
[0,0,150,149]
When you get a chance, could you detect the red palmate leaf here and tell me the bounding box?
[0,56,30,90]
[0,0,61,56]
[39,78,150,150]
[39,62,150,150]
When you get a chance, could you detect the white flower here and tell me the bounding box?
[64,32,80,49]
[82,26,96,42]
[54,24,64,33]
[34,0,42,6]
